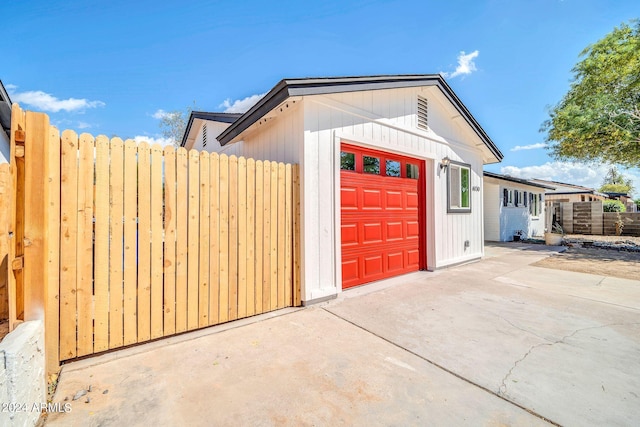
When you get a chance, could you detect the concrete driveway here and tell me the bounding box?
[46,243,640,426]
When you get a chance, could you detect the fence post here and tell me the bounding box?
[591,201,603,235]
[562,202,574,234]
[21,110,60,377]
[8,104,25,330]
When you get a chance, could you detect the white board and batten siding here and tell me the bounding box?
[204,87,492,303]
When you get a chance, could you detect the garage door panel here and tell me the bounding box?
[386,222,404,241]
[406,249,420,268]
[387,251,404,272]
[363,255,384,277]
[341,187,358,209]
[385,190,403,209]
[406,221,420,239]
[341,223,358,246]
[341,144,423,289]
[363,189,383,210]
[362,222,383,243]
[406,191,419,208]
[342,257,360,282]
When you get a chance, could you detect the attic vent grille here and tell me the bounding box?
[417,95,428,130]
[202,123,207,147]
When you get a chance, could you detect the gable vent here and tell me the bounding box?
[202,123,207,147]
[417,95,428,130]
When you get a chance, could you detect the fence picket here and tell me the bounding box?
[262,161,271,311]
[237,157,247,319]
[187,150,200,330]
[59,130,79,359]
[285,164,292,306]
[208,153,220,325]
[277,163,286,309]
[123,140,138,345]
[137,142,152,342]
[175,148,189,332]
[246,158,256,316]
[269,162,278,311]
[163,146,177,336]
[150,144,164,339]
[109,138,125,348]
[199,151,210,327]
[218,154,229,323]
[228,156,238,321]
[254,161,264,314]
[77,133,95,357]
[93,136,110,352]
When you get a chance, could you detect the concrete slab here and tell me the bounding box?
[325,246,640,426]
[45,243,639,426]
[46,309,544,427]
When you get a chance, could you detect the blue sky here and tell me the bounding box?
[2,0,639,193]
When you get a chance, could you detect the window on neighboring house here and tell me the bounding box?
[538,194,542,215]
[448,161,471,213]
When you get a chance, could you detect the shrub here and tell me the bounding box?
[603,200,626,212]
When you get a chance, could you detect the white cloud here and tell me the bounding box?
[133,135,175,147]
[7,86,105,113]
[220,93,266,113]
[441,50,480,79]
[510,143,547,152]
[500,161,640,197]
[77,122,91,129]
[152,109,170,120]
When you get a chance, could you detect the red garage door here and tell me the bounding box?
[340,144,425,289]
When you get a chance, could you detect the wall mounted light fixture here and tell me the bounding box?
[440,156,451,171]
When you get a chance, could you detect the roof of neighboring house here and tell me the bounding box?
[180,111,242,147]
[0,80,12,137]
[604,192,632,199]
[213,74,503,161]
[483,171,555,190]
[529,178,606,196]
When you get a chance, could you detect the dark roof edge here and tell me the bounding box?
[216,75,504,161]
[180,111,242,147]
[0,80,12,137]
[483,171,555,189]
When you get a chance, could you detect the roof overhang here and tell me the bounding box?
[483,171,555,190]
[0,80,12,138]
[216,75,503,162]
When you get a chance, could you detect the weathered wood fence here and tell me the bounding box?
[5,104,301,378]
[555,201,640,236]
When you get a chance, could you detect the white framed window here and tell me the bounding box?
[448,161,471,213]
[503,188,514,207]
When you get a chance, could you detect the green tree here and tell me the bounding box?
[159,104,194,147]
[603,200,626,212]
[542,20,640,167]
[598,166,635,195]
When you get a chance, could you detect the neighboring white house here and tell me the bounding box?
[183,75,503,304]
[483,172,553,241]
[0,80,11,163]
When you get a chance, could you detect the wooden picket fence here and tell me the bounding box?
[6,105,300,376]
